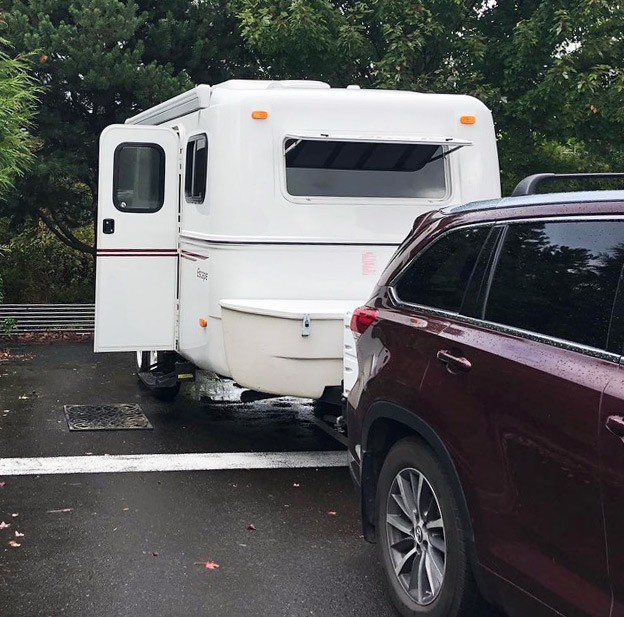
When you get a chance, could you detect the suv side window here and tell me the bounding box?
[485,220,624,351]
[394,226,492,312]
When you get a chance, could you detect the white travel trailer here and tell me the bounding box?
[94,79,500,401]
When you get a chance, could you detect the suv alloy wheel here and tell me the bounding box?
[376,438,481,617]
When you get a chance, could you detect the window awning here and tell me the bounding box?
[284,134,471,173]
[283,132,473,148]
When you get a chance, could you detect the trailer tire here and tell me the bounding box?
[136,351,156,373]
[152,382,181,402]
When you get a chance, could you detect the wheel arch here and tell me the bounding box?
[360,401,474,552]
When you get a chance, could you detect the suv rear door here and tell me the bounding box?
[598,267,624,617]
[401,218,624,617]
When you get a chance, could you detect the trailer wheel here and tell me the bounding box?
[136,351,157,373]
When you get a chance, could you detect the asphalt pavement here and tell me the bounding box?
[0,342,397,617]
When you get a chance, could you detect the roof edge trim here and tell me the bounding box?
[126,85,211,126]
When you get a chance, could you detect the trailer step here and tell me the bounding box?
[138,361,196,389]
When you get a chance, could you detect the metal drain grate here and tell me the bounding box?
[64,404,153,431]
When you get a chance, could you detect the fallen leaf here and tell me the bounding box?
[0,521,10,529]
[10,513,18,518]
[194,560,219,570]
[293,483,300,488]
[8,540,20,548]
[15,531,24,538]
[18,395,29,400]
[327,511,337,516]
[122,507,130,511]
[151,551,159,557]
[0,481,5,488]
[246,523,256,531]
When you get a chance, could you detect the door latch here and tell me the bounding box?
[103,219,115,234]
[301,314,311,337]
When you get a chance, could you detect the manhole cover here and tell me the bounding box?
[64,404,153,431]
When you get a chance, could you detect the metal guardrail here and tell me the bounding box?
[0,304,95,332]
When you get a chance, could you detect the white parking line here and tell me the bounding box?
[0,451,348,476]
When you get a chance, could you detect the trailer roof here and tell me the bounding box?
[125,79,489,126]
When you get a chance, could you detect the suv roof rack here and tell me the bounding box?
[511,173,624,197]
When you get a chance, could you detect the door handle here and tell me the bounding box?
[103,218,115,234]
[606,415,624,438]
[436,349,472,373]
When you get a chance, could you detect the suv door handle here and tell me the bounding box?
[606,415,624,438]
[436,349,472,373]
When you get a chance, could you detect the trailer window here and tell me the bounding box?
[284,139,448,199]
[113,143,165,212]
[185,134,208,204]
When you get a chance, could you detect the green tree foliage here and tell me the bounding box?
[0,29,39,303]
[0,220,94,303]
[0,34,38,195]
[233,0,624,193]
[2,0,194,252]
[0,30,38,194]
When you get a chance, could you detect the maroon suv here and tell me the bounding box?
[347,184,624,617]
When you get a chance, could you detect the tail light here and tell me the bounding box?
[350,306,378,338]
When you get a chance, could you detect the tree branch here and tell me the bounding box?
[38,209,95,255]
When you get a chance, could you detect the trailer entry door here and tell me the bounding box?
[95,124,179,352]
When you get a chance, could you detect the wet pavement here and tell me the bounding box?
[0,342,396,617]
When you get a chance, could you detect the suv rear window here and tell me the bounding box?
[394,226,491,312]
[485,220,624,350]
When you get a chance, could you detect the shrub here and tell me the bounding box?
[0,221,94,303]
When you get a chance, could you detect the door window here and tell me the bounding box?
[393,226,492,312]
[284,139,449,199]
[485,220,624,350]
[113,143,165,212]
[184,134,208,204]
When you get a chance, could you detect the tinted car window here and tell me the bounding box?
[394,226,491,312]
[485,220,624,350]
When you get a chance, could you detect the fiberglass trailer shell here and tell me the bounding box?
[94,80,501,399]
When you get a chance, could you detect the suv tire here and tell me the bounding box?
[376,437,481,617]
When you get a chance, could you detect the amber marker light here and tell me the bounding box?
[251,110,268,119]
[460,115,476,125]
[199,318,207,328]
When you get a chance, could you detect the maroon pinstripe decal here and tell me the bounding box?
[97,252,177,257]
[98,248,177,253]
[180,250,208,260]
